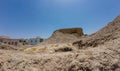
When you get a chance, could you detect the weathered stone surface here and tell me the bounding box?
[41,28,84,44]
[73,15,120,48]
[53,28,84,37]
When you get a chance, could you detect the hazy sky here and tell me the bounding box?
[0,0,120,38]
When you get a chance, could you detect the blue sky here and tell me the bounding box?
[0,0,120,38]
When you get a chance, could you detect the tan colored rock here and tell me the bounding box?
[53,28,84,37]
[73,15,120,48]
[41,28,84,44]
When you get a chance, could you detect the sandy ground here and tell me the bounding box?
[0,37,120,71]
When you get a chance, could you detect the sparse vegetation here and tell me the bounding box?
[19,39,24,43]
[73,40,98,49]
[28,48,36,53]
[31,48,36,51]
[19,48,27,51]
[39,47,47,52]
[66,43,72,47]
[55,47,73,52]
[55,44,59,47]
[50,44,54,47]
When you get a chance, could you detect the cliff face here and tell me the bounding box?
[41,28,84,44]
[73,15,120,48]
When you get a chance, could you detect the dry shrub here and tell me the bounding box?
[50,44,54,47]
[19,48,27,51]
[39,47,47,52]
[55,44,59,47]
[73,40,98,49]
[27,48,36,53]
[55,47,73,52]
[66,43,72,47]
[30,48,36,51]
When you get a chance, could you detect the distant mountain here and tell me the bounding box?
[0,36,10,39]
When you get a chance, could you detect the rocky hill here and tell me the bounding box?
[0,15,120,71]
[41,28,84,44]
[73,15,120,48]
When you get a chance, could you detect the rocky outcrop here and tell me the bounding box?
[41,28,84,44]
[53,28,84,37]
[73,15,120,48]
